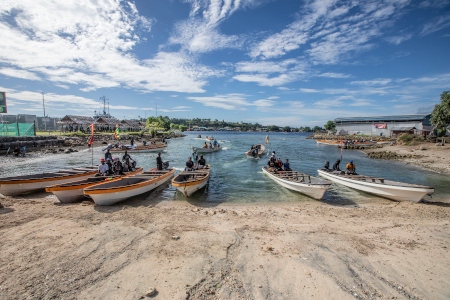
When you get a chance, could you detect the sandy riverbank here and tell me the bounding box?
[363,142,450,174]
[1,192,449,299]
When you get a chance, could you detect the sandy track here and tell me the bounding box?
[1,192,449,300]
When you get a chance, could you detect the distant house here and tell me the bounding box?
[334,114,432,137]
[57,115,95,132]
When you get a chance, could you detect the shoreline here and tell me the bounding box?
[1,193,449,299]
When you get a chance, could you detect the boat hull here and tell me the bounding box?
[45,168,143,203]
[171,169,210,197]
[0,168,98,196]
[195,147,221,153]
[262,167,330,200]
[317,170,434,202]
[84,169,175,205]
[246,144,266,158]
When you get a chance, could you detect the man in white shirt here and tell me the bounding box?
[98,158,109,176]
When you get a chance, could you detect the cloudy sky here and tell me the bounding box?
[1,0,449,126]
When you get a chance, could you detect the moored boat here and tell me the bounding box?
[317,169,434,202]
[0,167,98,196]
[171,166,210,197]
[262,167,331,200]
[205,136,214,141]
[246,144,265,158]
[45,168,143,203]
[83,168,175,205]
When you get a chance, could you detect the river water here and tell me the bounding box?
[1,132,449,204]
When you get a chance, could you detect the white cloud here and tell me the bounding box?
[0,68,42,81]
[299,88,319,93]
[318,72,351,78]
[350,79,392,86]
[385,33,413,45]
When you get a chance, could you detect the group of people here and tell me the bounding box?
[323,159,356,175]
[185,152,207,171]
[202,139,220,149]
[249,145,260,157]
[98,149,136,176]
[267,151,291,172]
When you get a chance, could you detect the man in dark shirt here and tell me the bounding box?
[156,152,163,170]
[198,155,206,169]
[185,157,194,171]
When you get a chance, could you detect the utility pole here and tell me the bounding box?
[42,92,46,118]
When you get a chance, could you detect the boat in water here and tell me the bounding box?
[107,143,167,153]
[45,168,143,203]
[262,167,331,200]
[0,167,98,196]
[246,144,266,158]
[317,169,434,202]
[171,166,210,197]
[194,146,221,153]
[205,136,214,141]
[84,168,175,205]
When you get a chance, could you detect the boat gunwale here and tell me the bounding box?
[0,170,98,184]
[317,170,434,191]
[84,169,175,195]
[171,169,210,187]
[262,167,331,187]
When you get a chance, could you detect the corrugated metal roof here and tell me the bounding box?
[335,114,429,123]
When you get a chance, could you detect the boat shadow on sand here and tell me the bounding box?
[420,199,450,207]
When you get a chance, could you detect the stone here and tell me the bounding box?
[172,235,180,240]
[145,287,157,297]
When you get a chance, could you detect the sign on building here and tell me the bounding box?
[374,123,386,129]
[0,92,6,113]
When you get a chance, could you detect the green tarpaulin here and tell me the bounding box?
[0,123,35,136]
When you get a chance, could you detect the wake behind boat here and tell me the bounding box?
[262,167,331,200]
[45,167,143,203]
[317,169,434,202]
[171,165,210,197]
[0,167,98,196]
[84,168,175,205]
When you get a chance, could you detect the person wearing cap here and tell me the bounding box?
[98,158,109,176]
[346,160,356,175]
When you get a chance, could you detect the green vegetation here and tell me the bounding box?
[398,133,423,145]
[431,91,450,137]
[324,120,336,133]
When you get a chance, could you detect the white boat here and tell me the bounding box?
[194,146,221,153]
[317,169,434,202]
[109,144,167,153]
[205,136,214,141]
[262,167,331,200]
[0,167,98,196]
[84,169,175,205]
[246,144,266,158]
[171,166,210,197]
[45,168,143,203]
[83,168,175,205]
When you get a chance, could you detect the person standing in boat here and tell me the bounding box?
[346,160,356,175]
[156,152,163,170]
[213,139,217,148]
[192,149,199,163]
[105,149,112,161]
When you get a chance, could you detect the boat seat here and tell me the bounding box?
[371,178,385,183]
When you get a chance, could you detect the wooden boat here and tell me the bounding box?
[83,168,175,205]
[315,140,342,145]
[194,146,222,153]
[0,167,98,196]
[317,169,434,202]
[171,166,210,197]
[109,143,167,153]
[262,167,331,200]
[246,144,266,158]
[45,168,143,203]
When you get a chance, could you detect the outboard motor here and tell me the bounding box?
[162,161,169,170]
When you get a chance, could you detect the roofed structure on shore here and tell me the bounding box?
[120,119,145,131]
[334,114,432,137]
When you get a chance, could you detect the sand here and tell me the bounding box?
[1,190,449,300]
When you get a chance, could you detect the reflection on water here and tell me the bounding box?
[1,132,449,204]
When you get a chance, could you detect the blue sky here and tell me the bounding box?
[1,0,449,127]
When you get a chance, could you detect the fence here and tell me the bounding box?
[0,122,35,136]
